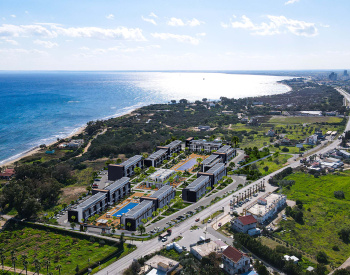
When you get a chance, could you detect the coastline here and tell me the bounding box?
[0,73,293,169]
[0,107,141,169]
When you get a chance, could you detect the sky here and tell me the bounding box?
[0,0,349,70]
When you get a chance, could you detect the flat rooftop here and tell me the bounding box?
[75,192,106,210]
[150,185,174,199]
[123,200,153,219]
[206,163,225,174]
[215,145,233,154]
[191,241,221,257]
[148,169,175,181]
[247,193,285,217]
[145,255,179,270]
[104,177,129,192]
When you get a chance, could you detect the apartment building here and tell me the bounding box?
[201,154,222,172]
[141,185,176,209]
[213,145,235,164]
[182,176,211,202]
[144,149,168,167]
[197,163,226,187]
[108,155,143,181]
[121,200,155,231]
[185,137,222,153]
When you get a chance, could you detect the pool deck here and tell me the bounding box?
[172,153,208,172]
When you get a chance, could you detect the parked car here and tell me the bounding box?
[195,218,200,222]
[162,237,167,242]
[218,223,222,227]
[207,219,212,223]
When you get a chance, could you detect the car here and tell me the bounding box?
[207,219,212,223]
[162,237,167,242]
[218,223,222,227]
[253,193,258,197]
[195,218,200,222]
[182,246,187,251]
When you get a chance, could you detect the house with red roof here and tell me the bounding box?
[0,168,15,179]
[231,215,257,233]
[222,246,252,274]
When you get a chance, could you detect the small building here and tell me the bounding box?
[146,169,176,188]
[222,246,252,275]
[108,155,143,181]
[284,255,299,264]
[0,168,15,179]
[144,149,168,167]
[198,125,211,131]
[66,139,84,148]
[182,176,211,202]
[305,134,318,145]
[231,215,257,233]
[266,129,275,137]
[197,163,226,187]
[213,145,235,164]
[190,241,222,260]
[144,255,181,275]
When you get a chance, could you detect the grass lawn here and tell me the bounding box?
[275,171,350,266]
[0,222,134,275]
[269,116,343,124]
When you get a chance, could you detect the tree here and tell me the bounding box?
[0,248,5,272]
[316,251,328,264]
[75,265,80,274]
[141,219,147,225]
[45,259,51,275]
[10,251,17,275]
[33,259,41,275]
[56,264,62,275]
[120,232,125,244]
[137,224,145,235]
[127,222,132,229]
[134,166,142,176]
[152,211,157,217]
[231,136,240,148]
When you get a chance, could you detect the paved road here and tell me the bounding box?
[96,87,350,275]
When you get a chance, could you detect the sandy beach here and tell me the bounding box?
[0,125,86,168]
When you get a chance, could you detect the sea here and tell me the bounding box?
[0,71,292,165]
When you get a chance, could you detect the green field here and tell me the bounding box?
[276,171,350,266]
[256,154,292,176]
[269,116,343,124]
[0,222,135,275]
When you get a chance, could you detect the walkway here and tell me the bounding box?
[1,265,43,275]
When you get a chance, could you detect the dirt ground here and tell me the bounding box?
[59,186,87,204]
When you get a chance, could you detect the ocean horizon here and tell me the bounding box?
[0,71,292,165]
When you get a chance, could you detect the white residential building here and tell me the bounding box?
[222,246,252,274]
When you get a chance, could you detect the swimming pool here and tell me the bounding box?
[112,202,139,217]
[177,158,198,171]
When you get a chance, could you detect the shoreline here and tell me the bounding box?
[0,107,141,169]
[0,75,293,169]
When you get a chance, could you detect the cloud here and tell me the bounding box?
[149,12,158,18]
[285,0,300,5]
[78,44,160,55]
[151,32,201,45]
[106,14,114,20]
[0,48,47,55]
[223,15,318,37]
[0,24,146,41]
[10,15,16,18]
[320,23,330,28]
[33,39,58,48]
[142,16,157,25]
[167,17,204,27]
[1,37,18,45]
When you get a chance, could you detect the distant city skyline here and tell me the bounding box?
[0,0,349,70]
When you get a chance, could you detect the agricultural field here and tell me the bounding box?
[0,222,135,275]
[276,171,350,266]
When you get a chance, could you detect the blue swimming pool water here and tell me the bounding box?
[113,202,139,217]
[177,158,198,171]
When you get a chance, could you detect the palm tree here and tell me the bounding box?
[0,248,5,272]
[55,264,62,275]
[23,260,29,275]
[120,223,124,229]
[127,222,132,229]
[141,219,147,225]
[11,254,17,275]
[137,225,145,235]
[44,259,50,274]
[33,259,41,275]
[147,217,152,222]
